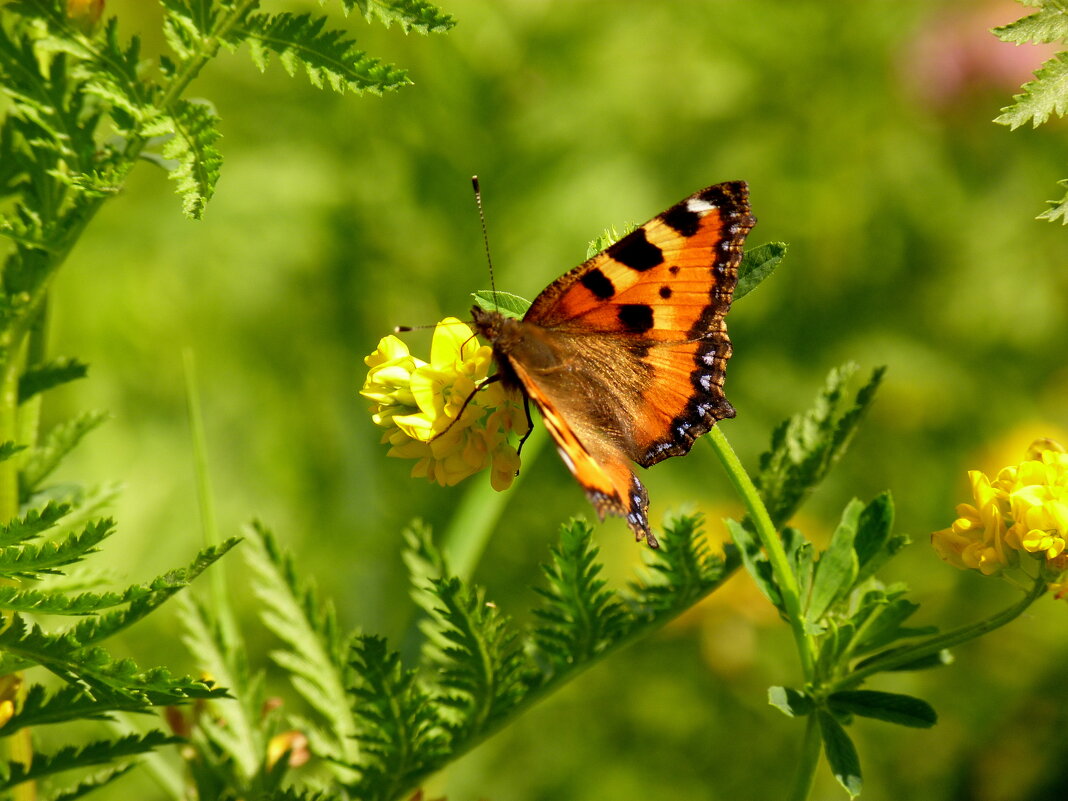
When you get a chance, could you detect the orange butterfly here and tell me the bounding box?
[472,181,755,548]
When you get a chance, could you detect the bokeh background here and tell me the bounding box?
[32,0,1068,799]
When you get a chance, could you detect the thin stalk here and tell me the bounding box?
[843,574,1047,685]
[706,426,816,680]
[788,713,822,801]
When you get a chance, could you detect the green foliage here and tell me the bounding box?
[470,289,531,319]
[17,358,88,404]
[736,242,788,301]
[197,514,732,801]
[993,1,1068,222]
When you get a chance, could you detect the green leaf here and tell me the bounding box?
[350,0,457,34]
[635,515,726,612]
[532,519,632,671]
[141,99,222,219]
[818,710,862,798]
[767,685,813,717]
[44,766,135,801]
[853,645,953,674]
[471,289,531,319]
[244,522,360,765]
[235,12,411,95]
[851,595,935,656]
[0,685,148,736]
[0,501,70,546]
[0,732,177,792]
[585,223,637,257]
[806,499,862,622]
[993,6,1068,45]
[852,492,896,582]
[348,635,448,799]
[755,364,884,529]
[725,518,782,608]
[0,518,114,579]
[735,242,787,301]
[995,52,1068,129]
[20,410,109,495]
[828,690,937,728]
[1037,177,1068,224]
[19,357,88,403]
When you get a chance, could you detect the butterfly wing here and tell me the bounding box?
[523,181,754,466]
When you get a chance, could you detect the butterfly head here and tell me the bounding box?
[470,305,520,351]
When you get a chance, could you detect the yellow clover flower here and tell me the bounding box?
[933,439,1068,594]
[361,317,528,491]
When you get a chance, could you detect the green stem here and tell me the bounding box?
[706,426,816,680]
[843,574,1047,685]
[788,713,822,801]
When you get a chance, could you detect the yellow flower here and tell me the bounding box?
[361,318,528,490]
[933,439,1068,595]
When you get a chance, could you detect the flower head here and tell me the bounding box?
[361,318,528,490]
[933,439,1068,595]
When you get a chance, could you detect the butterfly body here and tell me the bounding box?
[473,181,755,547]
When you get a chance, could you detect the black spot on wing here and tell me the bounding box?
[579,267,616,299]
[660,203,701,237]
[618,304,654,333]
[607,228,663,271]
[659,286,672,299]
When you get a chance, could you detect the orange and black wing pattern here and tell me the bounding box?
[523,181,755,467]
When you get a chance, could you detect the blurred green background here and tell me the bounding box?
[32,0,1068,799]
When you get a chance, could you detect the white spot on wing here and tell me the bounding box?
[686,197,716,213]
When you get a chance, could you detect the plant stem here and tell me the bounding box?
[844,574,1047,685]
[706,426,816,680]
[788,713,822,801]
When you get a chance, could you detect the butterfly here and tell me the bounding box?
[471,181,755,548]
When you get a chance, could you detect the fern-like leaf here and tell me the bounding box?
[993,2,1068,46]
[425,575,527,737]
[141,99,222,219]
[19,357,89,403]
[0,501,70,547]
[43,765,135,801]
[348,635,448,801]
[235,12,411,95]
[633,514,723,614]
[1038,176,1068,223]
[0,684,150,736]
[0,732,176,792]
[532,519,631,672]
[347,0,457,34]
[754,364,884,529]
[995,51,1068,129]
[0,518,114,579]
[244,522,360,765]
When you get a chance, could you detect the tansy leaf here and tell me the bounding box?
[1037,177,1068,224]
[818,710,862,798]
[995,51,1068,129]
[141,100,223,220]
[347,0,457,34]
[993,5,1068,45]
[828,690,937,728]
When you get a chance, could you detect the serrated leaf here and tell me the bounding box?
[18,357,89,403]
[353,0,457,34]
[44,765,135,801]
[1037,177,1068,224]
[995,52,1068,129]
[471,290,531,319]
[735,242,787,301]
[807,499,863,622]
[993,7,1068,45]
[586,222,637,257]
[0,501,70,547]
[828,690,937,728]
[234,12,411,95]
[0,732,176,791]
[635,515,726,612]
[767,685,813,717]
[818,710,862,798]
[0,518,114,578]
[141,99,222,219]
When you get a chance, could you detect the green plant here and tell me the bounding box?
[0,1,452,798]
[994,0,1068,223]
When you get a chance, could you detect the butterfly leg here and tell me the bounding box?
[430,373,503,443]
[515,394,535,459]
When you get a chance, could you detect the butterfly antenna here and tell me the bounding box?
[472,175,498,306]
